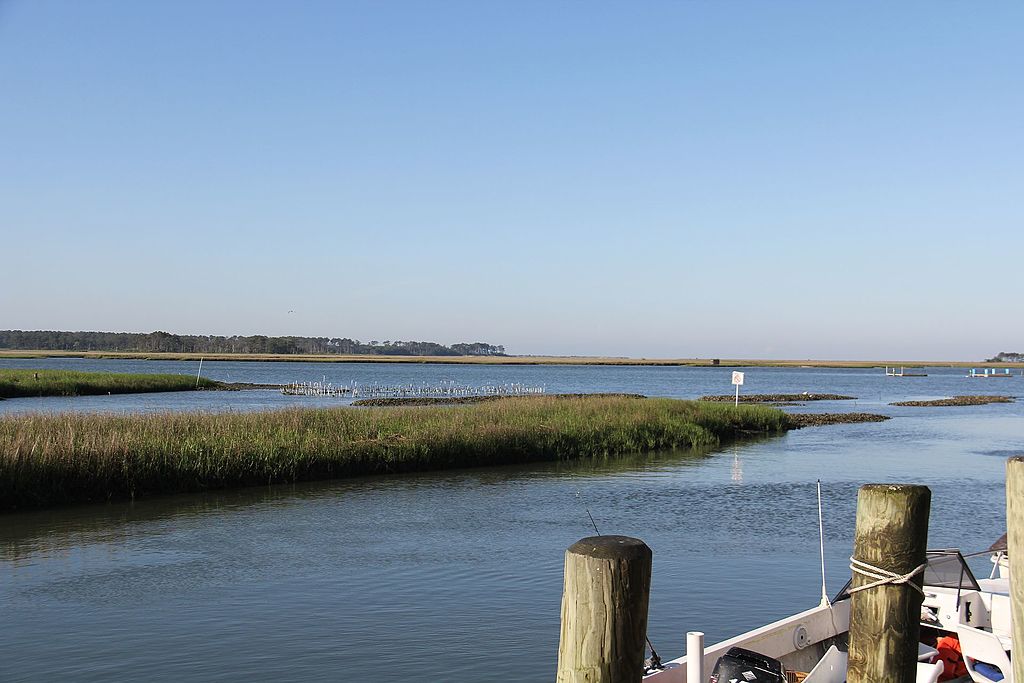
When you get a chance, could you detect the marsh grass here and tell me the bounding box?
[0,396,788,510]
[0,369,220,399]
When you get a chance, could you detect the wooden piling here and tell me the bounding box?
[1007,457,1024,683]
[847,484,930,683]
[556,535,652,683]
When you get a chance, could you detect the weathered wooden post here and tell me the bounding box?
[1007,457,1024,683]
[847,484,930,683]
[556,535,652,683]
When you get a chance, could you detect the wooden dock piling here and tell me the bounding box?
[847,484,930,683]
[556,535,652,683]
[1007,457,1024,683]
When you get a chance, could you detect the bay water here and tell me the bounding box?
[1,359,1020,680]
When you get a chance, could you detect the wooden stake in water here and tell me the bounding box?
[196,357,203,389]
[556,536,652,683]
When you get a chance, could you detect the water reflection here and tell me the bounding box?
[0,444,723,565]
[1,361,1019,681]
[731,447,744,484]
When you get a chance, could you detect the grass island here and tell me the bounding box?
[0,369,220,399]
[1,395,789,510]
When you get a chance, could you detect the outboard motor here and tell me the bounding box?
[708,647,786,683]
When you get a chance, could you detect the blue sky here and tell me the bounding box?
[1,1,1021,359]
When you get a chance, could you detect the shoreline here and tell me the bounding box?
[699,393,855,402]
[890,395,1016,407]
[1,349,1021,369]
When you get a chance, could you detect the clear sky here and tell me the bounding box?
[1,1,1021,360]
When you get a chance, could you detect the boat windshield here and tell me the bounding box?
[922,549,981,591]
[833,549,980,602]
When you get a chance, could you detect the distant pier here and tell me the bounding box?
[967,368,1015,378]
[884,366,927,377]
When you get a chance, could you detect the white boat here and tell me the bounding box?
[642,543,1013,683]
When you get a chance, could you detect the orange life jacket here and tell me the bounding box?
[936,635,968,681]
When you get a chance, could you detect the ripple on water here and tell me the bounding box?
[0,362,1020,681]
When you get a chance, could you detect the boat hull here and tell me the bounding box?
[643,601,851,682]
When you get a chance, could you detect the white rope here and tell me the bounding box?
[847,557,926,596]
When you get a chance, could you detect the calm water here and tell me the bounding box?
[0,357,1020,414]
[1,360,1021,681]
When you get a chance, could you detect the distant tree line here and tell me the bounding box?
[0,330,506,357]
[986,351,1023,363]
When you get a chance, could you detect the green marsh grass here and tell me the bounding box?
[0,396,789,510]
[0,369,219,399]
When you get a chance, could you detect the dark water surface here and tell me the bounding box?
[1,360,1021,681]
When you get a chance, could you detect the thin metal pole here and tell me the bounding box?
[818,479,829,606]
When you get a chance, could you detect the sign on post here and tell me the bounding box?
[732,371,744,406]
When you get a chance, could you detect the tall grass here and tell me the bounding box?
[0,369,219,399]
[0,396,789,510]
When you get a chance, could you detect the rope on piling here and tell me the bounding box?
[847,557,926,595]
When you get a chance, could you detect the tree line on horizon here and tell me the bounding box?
[986,351,1023,363]
[0,330,506,357]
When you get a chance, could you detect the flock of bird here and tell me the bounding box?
[280,379,545,399]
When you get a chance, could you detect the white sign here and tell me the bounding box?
[732,371,745,386]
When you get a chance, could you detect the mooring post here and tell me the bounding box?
[556,535,652,683]
[847,484,930,683]
[1007,457,1024,683]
